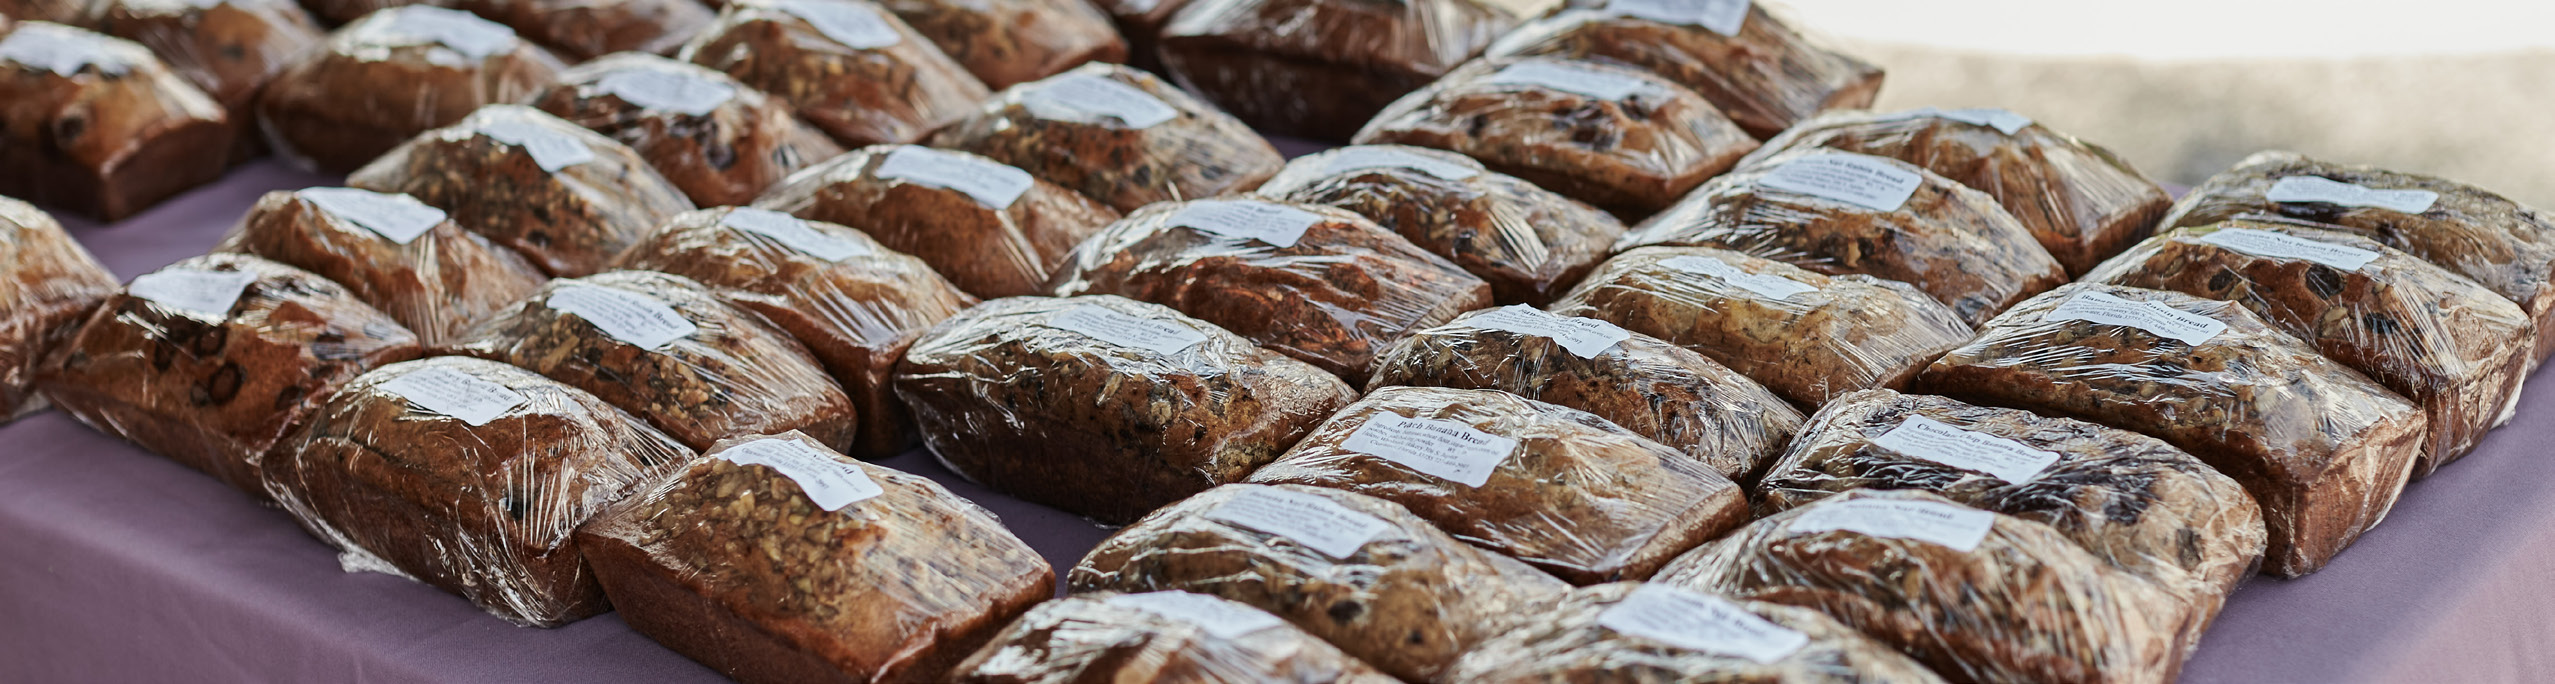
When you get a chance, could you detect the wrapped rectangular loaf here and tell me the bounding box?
[680,0,988,147]
[258,7,565,173]
[1918,282,2426,577]
[452,0,715,61]
[1156,0,1525,140]
[875,0,1126,89]
[0,22,232,220]
[266,356,697,626]
[214,187,549,346]
[1256,145,1627,305]
[929,62,1284,213]
[90,0,324,162]
[0,198,118,421]
[1483,0,1883,140]
[532,52,844,207]
[754,144,1121,299]
[348,105,695,278]
[949,591,1398,683]
[892,295,1356,523]
[579,432,1054,684]
[1440,582,1948,684]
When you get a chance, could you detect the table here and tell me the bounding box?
[5,161,2550,683]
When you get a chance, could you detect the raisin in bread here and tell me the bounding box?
[257,7,565,173]
[347,105,695,277]
[0,22,231,220]
[1257,145,1625,305]
[753,144,1120,299]
[1484,0,1883,140]
[679,0,988,147]
[0,197,118,421]
[532,53,844,207]
[214,187,549,345]
[929,62,1283,213]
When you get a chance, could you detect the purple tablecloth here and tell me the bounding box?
[4,162,2550,683]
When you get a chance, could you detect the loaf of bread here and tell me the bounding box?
[2160,150,2555,367]
[298,0,429,23]
[1919,282,2426,577]
[214,187,549,346]
[929,62,1284,213]
[1256,145,1625,305]
[452,269,860,452]
[348,105,695,278]
[949,591,1398,683]
[753,144,1120,299]
[0,0,86,22]
[89,0,324,162]
[0,197,117,421]
[875,0,1125,89]
[0,22,232,220]
[1440,582,1949,684]
[1483,0,1882,140]
[452,0,714,61]
[612,207,976,459]
[680,0,988,147]
[1658,489,2196,684]
[579,432,1053,684]
[532,53,842,207]
[267,356,696,627]
[1047,198,1491,384]
[1548,246,1972,408]
[1619,147,2069,326]
[1742,108,2171,275]
[1355,56,1758,218]
[893,295,1355,523]
[257,7,565,173]
[1069,484,1571,682]
[2087,219,2532,477]
[35,253,423,495]
[1156,0,1524,140]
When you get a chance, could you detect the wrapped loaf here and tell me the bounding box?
[949,591,1397,683]
[0,22,232,220]
[89,0,324,162]
[213,187,549,345]
[451,0,715,61]
[679,0,988,147]
[754,144,1120,299]
[876,0,1125,89]
[1256,144,1626,305]
[257,7,566,173]
[1156,0,1525,140]
[0,0,86,22]
[0,198,118,421]
[1440,582,1948,684]
[532,52,844,207]
[1484,0,1884,139]
[929,62,1284,213]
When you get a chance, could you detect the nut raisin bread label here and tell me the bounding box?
[1046,305,1210,356]
[371,7,518,59]
[1026,72,1179,129]
[1760,152,1924,212]
[1486,61,1655,102]
[597,69,736,116]
[722,208,871,262]
[1322,147,1480,181]
[1339,414,1520,488]
[876,147,1036,209]
[1658,255,1817,300]
[378,366,529,426]
[1604,0,1749,36]
[1871,416,2060,484]
[718,437,884,511]
[2042,290,2227,346]
[2197,227,2382,271]
[1206,488,1392,558]
[1598,585,1810,663]
[1788,498,1996,552]
[1105,592,1287,639]
[775,0,901,49]
[300,188,447,245]
[1168,200,1322,248]
[129,267,257,319]
[548,284,699,349]
[2265,176,2439,214]
[1463,305,1632,358]
[0,23,132,76]
[478,120,597,172]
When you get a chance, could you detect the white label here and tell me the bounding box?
[2265,176,2439,214]
[1658,255,1818,300]
[2041,290,2227,346]
[378,366,529,427]
[775,0,902,49]
[372,6,518,59]
[1320,147,1480,181]
[1605,0,1749,36]
[1598,585,1809,663]
[1463,305,1632,357]
[1338,414,1519,488]
[1026,72,1179,129]
[1168,200,1323,248]
[2197,227,2382,271]
[876,147,1036,209]
[722,208,871,262]
[1882,106,2034,135]
[1788,498,1996,552]
[1105,592,1287,640]
[1870,416,2060,484]
[0,23,129,76]
[547,284,699,349]
[597,69,736,116]
[1046,305,1210,356]
[1486,61,1654,101]
[478,120,597,173]
[719,437,884,511]
[130,268,258,319]
[1206,488,1393,559]
[299,188,447,245]
[1759,153,1925,212]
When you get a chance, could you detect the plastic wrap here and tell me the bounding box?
[1756,389,2266,654]
[265,356,695,626]
[891,295,1355,523]
[452,0,713,61]
[32,253,423,495]
[256,6,565,173]
[1741,108,2171,275]
[347,105,695,277]
[0,0,89,23]
[300,0,435,23]
[611,207,977,459]
[577,431,1053,684]
[2087,219,2532,477]
[1484,0,1880,140]
[452,269,859,452]
[1354,56,1758,218]
[928,62,1284,213]
[532,53,842,207]
[875,0,1124,90]
[752,144,1119,299]
[0,22,232,220]
[1619,147,2069,326]
[1156,0,1525,140]
[0,197,117,421]
[1243,385,1748,583]
[2160,150,2555,368]
[949,591,1398,683]
[90,0,325,162]
[1366,306,1803,481]
[1548,246,1972,408]
[1657,489,2196,684]
[1045,198,1491,384]
[1068,483,1571,682]
[1256,144,1625,305]
[1917,282,2425,577]
[213,187,549,345]
[678,0,987,147]
[1440,582,1949,684]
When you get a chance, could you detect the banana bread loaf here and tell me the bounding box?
[875,0,1125,89]
[949,591,1399,684]
[0,197,117,421]
[1156,0,1525,140]
[1256,144,1626,305]
[1439,582,1949,684]
[89,0,324,162]
[928,62,1284,213]
[0,22,232,220]
[753,143,1120,299]
[452,0,714,60]
[679,0,988,147]
[532,52,843,208]
[257,6,565,173]
[214,187,549,346]
[1483,0,1883,140]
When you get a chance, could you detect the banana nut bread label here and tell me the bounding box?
[130,267,258,320]
[2042,290,2227,346]
[1027,72,1179,129]
[597,69,737,116]
[1598,585,1809,663]
[1788,498,1996,552]
[2198,227,2382,271]
[2265,175,2439,214]
[1170,200,1322,248]
[1207,488,1392,558]
[1871,416,2061,484]
[1760,152,1923,212]
[370,7,518,59]
[548,284,700,349]
[722,207,871,262]
[1463,305,1632,358]
[378,365,530,426]
[719,436,884,511]
[1340,414,1521,488]
[1046,304,1210,355]
[877,146,1036,209]
[301,187,447,245]
[776,0,902,49]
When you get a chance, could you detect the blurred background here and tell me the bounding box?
[1778,0,2555,205]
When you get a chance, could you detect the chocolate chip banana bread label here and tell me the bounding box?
[1605,0,1749,36]
[1871,416,2060,484]
[597,69,736,116]
[548,284,699,349]
[378,366,529,426]
[722,208,871,262]
[876,146,1036,209]
[1207,488,1392,558]
[1760,152,1924,211]
[776,0,902,49]
[1598,585,1809,663]
[1322,147,1479,181]
[0,23,129,76]
[1464,305,1632,358]
[372,7,517,59]
[2265,176,2439,214]
[1169,200,1322,248]
[1486,61,1654,101]
[1789,498,1996,552]
[1340,414,1521,488]
[1027,73,1179,129]
[1106,592,1287,639]
[2198,227,2382,271]
[1046,305,1210,355]
[2042,290,2227,346]
[300,187,447,245]
[1658,255,1818,300]
[478,120,596,172]
[129,267,258,319]
[719,437,884,511]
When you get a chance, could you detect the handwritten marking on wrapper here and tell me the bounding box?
[1870,416,2061,484]
[1105,592,1288,639]
[721,208,871,262]
[1758,152,1924,212]
[1339,414,1521,488]
[875,147,1036,209]
[129,268,258,320]
[2041,290,2228,346]
[597,69,736,116]
[1464,305,1632,358]
[1604,0,1749,37]
[378,366,530,426]
[2265,176,2440,214]
[2197,227,2383,271]
[1205,488,1393,559]
[547,284,700,349]
[719,437,884,511]
[1025,72,1179,129]
[1044,305,1210,355]
[1597,585,1810,664]
[1168,200,1323,248]
[299,188,448,245]
[1787,498,1996,552]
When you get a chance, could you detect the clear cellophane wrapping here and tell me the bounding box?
[0,22,232,220]
[257,7,565,173]
[928,62,1283,213]
[753,143,1120,299]
[347,105,695,277]
[533,52,844,207]
[1256,144,1625,305]
[678,0,988,147]
[1155,0,1526,140]
[213,187,549,345]
[1439,582,1950,684]
[0,197,118,420]
[949,591,1398,683]
[1483,0,1883,139]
